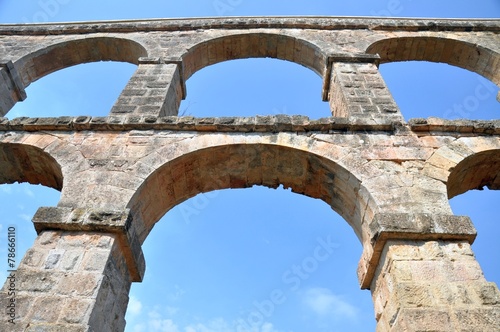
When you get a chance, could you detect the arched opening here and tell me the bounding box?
[367,36,500,120]
[182,33,325,80]
[449,189,500,285]
[0,142,62,285]
[0,183,60,279]
[3,36,146,117]
[124,142,376,330]
[7,61,137,118]
[379,61,500,120]
[367,37,499,85]
[126,144,374,245]
[178,33,330,118]
[18,37,147,86]
[179,58,331,118]
[0,143,63,190]
[448,149,500,198]
[125,186,376,331]
[447,149,500,284]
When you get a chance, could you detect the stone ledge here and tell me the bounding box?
[32,207,145,282]
[0,17,498,35]
[409,117,500,135]
[0,115,397,132]
[358,213,477,289]
[2,115,500,135]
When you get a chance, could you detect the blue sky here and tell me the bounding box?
[0,1,499,331]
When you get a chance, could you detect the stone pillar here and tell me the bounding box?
[358,213,500,331]
[0,61,26,116]
[110,57,185,117]
[326,57,403,121]
[0,207,144,332]
[372,240,500,332]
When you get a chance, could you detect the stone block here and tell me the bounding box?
[391,308,453,331]
[478,283,500,305]
[29,296,65,322]
[56,273,100,297]
[59,299,92,324]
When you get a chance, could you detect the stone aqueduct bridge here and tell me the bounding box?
[0,16,499,331]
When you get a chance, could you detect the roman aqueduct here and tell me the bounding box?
[0,16,499,331]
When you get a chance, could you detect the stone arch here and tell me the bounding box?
[423,137,500,199]
[181,32,326,81]
[127,143,371,244]
[0,142,63,190]
[448,149,500,199]
[15,36,148,88]
[366,36,500,86]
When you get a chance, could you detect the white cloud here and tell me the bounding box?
[154,319,179,332]
[131,310,180,332]
[165,306,179,316]
[185,319,283,332]
[169,284,185,301]
[24,188,34,197]
[132,323,146,332]
[130,310,284,332]
[128,296,143,316]
[303,287,357,320]
[185,318,232,332]
[18,214,32,222]
[0,186,12,194]
[261,322,279,332]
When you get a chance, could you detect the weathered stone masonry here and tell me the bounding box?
[0,16,499,331]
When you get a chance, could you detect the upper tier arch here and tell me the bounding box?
[366,36,500,86]
[181,32,326,80]
[15,36,148,88]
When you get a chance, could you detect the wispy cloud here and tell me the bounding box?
[0,186,12,194]
[185,319,283,332]
[18,214,32,222]
[170,284,185,301]
[303,287,357,320]
[128,296,143,316]
[132,310,180,332]
[129,309,284,332]
[165,306,179,316]
[24,188,35,197]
